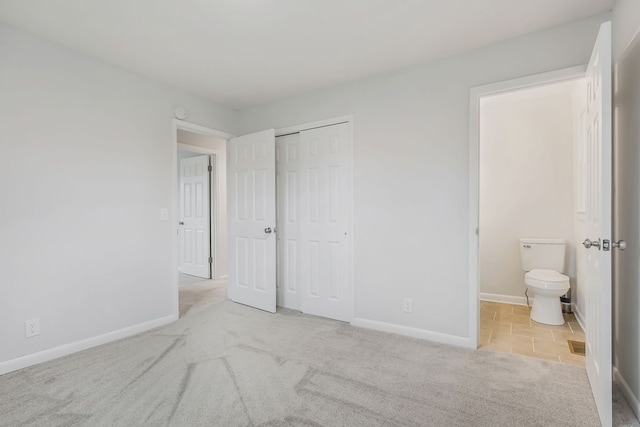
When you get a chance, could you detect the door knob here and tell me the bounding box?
[583,238,601,249]
[264,227,272,234]
[179,222,184,226]
[612,240,627,250]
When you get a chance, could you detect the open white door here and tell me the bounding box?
[582,21,612,427]
[227,129,277,313]
[179,155,211,279]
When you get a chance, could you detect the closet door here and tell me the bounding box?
[276,134,301,310]
[299,123,352,322]
[227,129,277,313]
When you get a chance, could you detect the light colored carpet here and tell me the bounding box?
[178,275,227,317]
[1,297,637,426]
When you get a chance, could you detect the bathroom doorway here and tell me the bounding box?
[474,74,587,364]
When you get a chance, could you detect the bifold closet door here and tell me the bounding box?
[299,123,351,322]
[276,133,301,310]
[227,129,277,313]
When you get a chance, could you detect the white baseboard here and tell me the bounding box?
[573,303,586,331]
[218,274,228,280]
[480,292,529,306]
[614,366,640,421]
[351,318,470,348]
[0,314,177,376]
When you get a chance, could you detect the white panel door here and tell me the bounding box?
[276,133,301,310]
[227,129,277,313]
[583,21,612,427]
[299,123,351,322]
[179,155,210,278]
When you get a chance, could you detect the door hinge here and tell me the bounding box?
[208,165,212,172]
[208,256,213,264]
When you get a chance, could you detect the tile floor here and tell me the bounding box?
[479,300,586,366]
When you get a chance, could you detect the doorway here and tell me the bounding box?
[172,120,232,317]
[476,77,588,363]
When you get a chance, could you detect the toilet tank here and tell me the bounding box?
[520,238,566,272]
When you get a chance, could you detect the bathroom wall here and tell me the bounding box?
[479,81,577,303]
[572,82,588,324]
[176,130,228,280]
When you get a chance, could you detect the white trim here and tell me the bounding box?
[352,318,471,348]
[178,142,221,156]
[613,366,640,421]
[0,314,176,376]
[173,119,234,140]
[573,303,587,331]
[468,66,587,350]
[276,115,355,322]
[275,115,353,137]
[480,293,530,306]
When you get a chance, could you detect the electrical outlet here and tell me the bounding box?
[403,298,413,313]
[25,318,40,338]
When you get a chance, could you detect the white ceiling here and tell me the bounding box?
[0,0,614,109]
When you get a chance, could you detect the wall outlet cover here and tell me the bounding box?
[25,318,40,338]
[403,298,413,313]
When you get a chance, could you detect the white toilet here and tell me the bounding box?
[520,238,570,325]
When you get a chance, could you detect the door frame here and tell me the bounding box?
[467,66,586,349]
[275,115,355,322]
[171,119,235,316]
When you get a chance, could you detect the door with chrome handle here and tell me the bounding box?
[583,238,626,251]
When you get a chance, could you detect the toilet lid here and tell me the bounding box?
[526,269,569,282]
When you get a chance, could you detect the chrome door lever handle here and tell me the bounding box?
[583,238,601,249]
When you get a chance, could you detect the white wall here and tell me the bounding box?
[479,83,576,303]
[238,14,607,342]
[612,0,640,418]
[0,23,238,370]
[176,130,228,279]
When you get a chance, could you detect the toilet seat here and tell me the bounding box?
[525,269,570,291]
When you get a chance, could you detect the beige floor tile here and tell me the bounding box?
[478,302,582,367]
[551,329,585,343]
[511,324,554,341]
[480,328,492,345]
[480,311,496,321]
[568,321,584,333]
[482,303,513,315]
[531,319,571,331]
[494,312,531,325]
[512,305,532,315]
[481,319,512,333]
[532,338,580,360]
[490,332,534,352]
